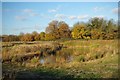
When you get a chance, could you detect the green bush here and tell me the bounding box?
[76,55,85,62]
[31,57,39,63]
[11,56,17,62]
[89,52,104,60]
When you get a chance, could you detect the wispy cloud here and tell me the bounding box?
[48,5,61,13]
[54,14,89,20]
[22,8,39,17]
[93,7,104,12]
[68,16,77,20]
[112,8,120,14]
[15,16,27,21]
[34,24,42,30]
[13,25,42,31]
[13,26,33,31]
[48,9,57,13]
[23,9,33,13]
[68,15,89,20]
[40,14,52,20]
[93,15,105,18]
[14,8,40,21]
[55,14,66,20]
[77,15,89,19]
[29,13,39,17]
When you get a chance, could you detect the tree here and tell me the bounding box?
[2,35,19,42]
[53,28,60,39]
[45,20,71,40]
[45,20,59,40]
[40,32,45,40]
[20,33,33,41]
[88,17,107,30]
[45,20,58,34]
[19,32,24,41]
[32,31,40,41]
[1,18,118,41]
[58,21,71,38]
[91,29,101,39]
[45,33,56,41]
[87,18,114,39]
[71,22,87,39]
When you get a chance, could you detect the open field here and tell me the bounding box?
[2,40,119,79]
[2,2,119,80]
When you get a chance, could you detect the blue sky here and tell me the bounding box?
[2,2,118,35]
[2,0,120,2]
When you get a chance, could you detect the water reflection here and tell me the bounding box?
[40,58,45,64]
[39,55,73,64]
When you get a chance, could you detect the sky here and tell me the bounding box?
[2,0,120,2]
[2,2,118,35]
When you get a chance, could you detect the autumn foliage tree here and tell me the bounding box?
[45,20,71,40]
[71,22,90,39]
[32,31,41,41]
[2,35,19,42]
[45,20,59,40]
[1,17,118,42]
[40,32,45,40]
[58,21,71,39]
[45,20,58,34]
[20,33,34,41]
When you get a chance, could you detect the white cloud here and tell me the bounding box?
[68,16,77,20]
[48,9,57,13]
[34,24,41,30]
[29,13,39,17]
[15,16,27,21]
[14,9,39,21]
[93,15,105,18]
[54,14,89,20]
[13,25,42,31]
[40,14,52,20]
[112,8,120,14]
[93,7,104,12]
[22,8,39,17]
[48,5,61,13]
[68,15,89,20]
[23,9,33,13]
[77,15,89,19]
[55,14,66,19]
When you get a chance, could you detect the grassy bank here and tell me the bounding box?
[2,40,119,79]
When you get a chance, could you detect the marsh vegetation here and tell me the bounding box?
[1,17,119,80]
[2,40,119,80]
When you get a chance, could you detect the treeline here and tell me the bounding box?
[1,17,118,42]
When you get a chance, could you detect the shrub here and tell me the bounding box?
[2,47,13,60]
[89,51,104,60]
[31,57,39,63]
[11,56,17,62]
[76,55,85,62]
[11,45,42,54]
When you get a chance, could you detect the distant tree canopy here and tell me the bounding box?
[2,17,118,42]
[2,35,19,42]
[45,20,71,40]
[72,22,88,39]
[58,21,71,39]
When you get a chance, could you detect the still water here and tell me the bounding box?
[39,55,73,64]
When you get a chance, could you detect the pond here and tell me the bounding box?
[39,55,73,64]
